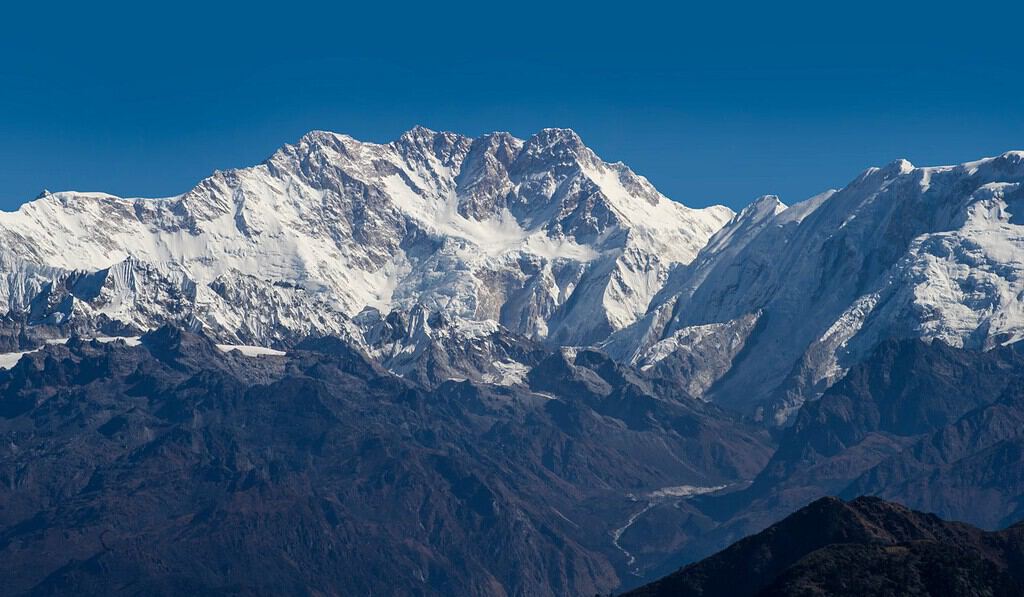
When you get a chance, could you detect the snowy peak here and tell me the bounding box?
[520,127,587,159]
[699,194,787,257]
[741,194,787,219]
[0,126,732,363]
[880,157,915,177]
[608,149,1024,423]
[455,132,523,219]
[5,132,1024,420]
[392,126,473,183]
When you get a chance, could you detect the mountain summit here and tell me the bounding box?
[0,127,732,351]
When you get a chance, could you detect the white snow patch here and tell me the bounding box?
[0,336,142,370]
[612,483,729,574]
[481,360,530,386]
[95,336,142,346]
[0,350,37,370]
[216,344,287,357]
[382,175,599,261]
[643,484,727,500]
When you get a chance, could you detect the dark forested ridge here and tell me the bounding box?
[612,338,1024,594]
[0,326,772,596]
[6,326,1024,595]
[627,496,1024,597]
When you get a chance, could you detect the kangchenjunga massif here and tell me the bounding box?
[3,127,1024,595]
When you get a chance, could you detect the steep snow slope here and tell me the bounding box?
[611,151,1024,423]
[0,127,732,354]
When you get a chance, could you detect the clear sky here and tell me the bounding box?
[1,1,1022,211]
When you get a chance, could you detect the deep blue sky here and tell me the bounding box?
[2,1,1022,211]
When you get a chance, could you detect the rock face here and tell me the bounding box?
[610,151,1024,422]
[0,127,731,353]
[626,496,1024,597]
[0,326,772,596]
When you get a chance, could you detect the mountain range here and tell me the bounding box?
[0,127,728,347]
[3,128,1023,423]
[3,128,1024,594]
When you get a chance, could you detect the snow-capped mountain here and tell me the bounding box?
[5,127,1024,423]
[611,151,1024,423]
[0,126,731,358]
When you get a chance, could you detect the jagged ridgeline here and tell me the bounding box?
[0,127,730,348]
[1,129,1023,422]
